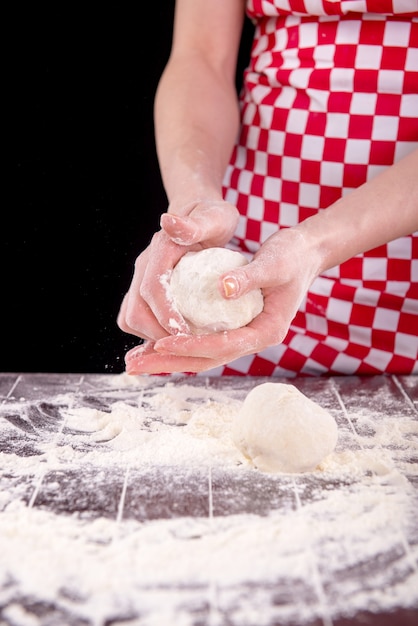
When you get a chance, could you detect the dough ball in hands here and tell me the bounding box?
[169,247,264,334]
[233,383,338,473]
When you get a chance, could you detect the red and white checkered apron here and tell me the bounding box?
[211,0,418,377]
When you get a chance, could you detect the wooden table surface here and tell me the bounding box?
[0,373,417,626]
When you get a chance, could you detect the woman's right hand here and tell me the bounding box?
[117,199,240,343]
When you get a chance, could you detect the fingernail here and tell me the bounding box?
[222,276,238,298]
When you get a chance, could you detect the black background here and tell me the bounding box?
[5,5,253,374]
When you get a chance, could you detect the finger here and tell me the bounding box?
[122,250,170,341]
[125,295,293,374]
[219,261,275,300]
[140,235,191,336]
[160,213,202,246]
[117,293,155,340]
[117,293,131,333]
[125,340,156,361]
[154,326,262,360]
[125,341,219,374]
[220,228,315,301]
[161,202,239,247]
[154,296,291,356]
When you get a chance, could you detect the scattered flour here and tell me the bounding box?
[0,373,417,625]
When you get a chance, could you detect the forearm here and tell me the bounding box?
[154,55,241,215]
[298,149,418,274]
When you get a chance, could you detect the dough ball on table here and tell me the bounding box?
[233,383,338,473]
[169,247,264,334]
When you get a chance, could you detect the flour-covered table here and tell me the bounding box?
[0,373,417,626]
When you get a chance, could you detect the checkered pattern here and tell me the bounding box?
[215,1,418,376]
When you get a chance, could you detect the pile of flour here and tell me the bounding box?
[0,380,246,473]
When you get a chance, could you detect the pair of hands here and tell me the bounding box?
[117,201,318,374]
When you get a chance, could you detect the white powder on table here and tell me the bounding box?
[1,475,417,626]
[0,374,417,626]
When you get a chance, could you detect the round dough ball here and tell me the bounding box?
[233,383,338,473]
[169,247,264,334]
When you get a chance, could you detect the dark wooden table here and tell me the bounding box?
[0,373,417,626]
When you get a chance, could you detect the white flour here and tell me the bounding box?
[0,374,417,626]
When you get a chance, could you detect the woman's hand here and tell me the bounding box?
[117,199,239,343]
[124,227,321,374]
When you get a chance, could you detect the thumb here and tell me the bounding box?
[220,261,270,300]
[161,202,239,247]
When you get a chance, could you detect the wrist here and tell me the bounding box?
[284,225,324,281]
